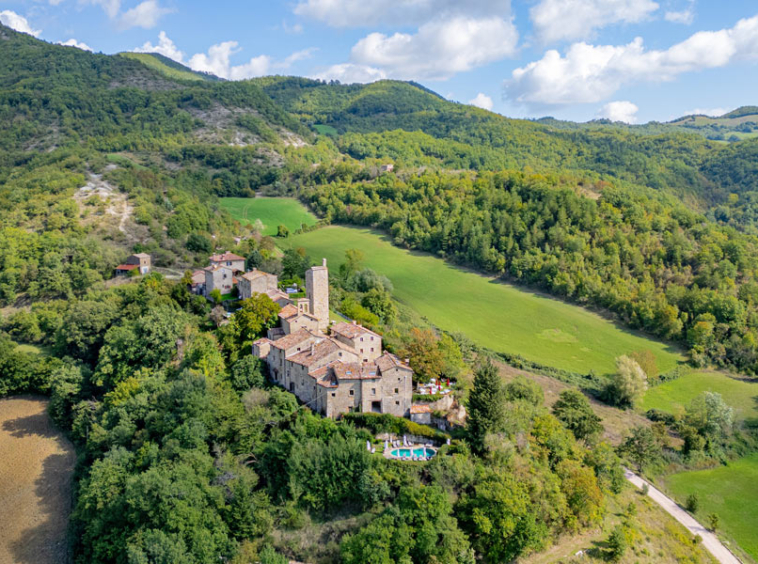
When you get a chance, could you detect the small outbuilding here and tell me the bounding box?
[410,404,433,425]
[116,253,151,276]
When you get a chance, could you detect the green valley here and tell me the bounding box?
[285,225,683,375]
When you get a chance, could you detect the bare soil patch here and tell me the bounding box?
[0,397,75,564]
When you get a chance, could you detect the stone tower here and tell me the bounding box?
[306,258,329,331]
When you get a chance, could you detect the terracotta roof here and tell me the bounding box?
[253,337,272,346]
[266,289,289,301]
[210,252,245,262]
[131,253,151,259]
[240,268,274,281]
[332,361,381,380]
[190,270,205,285]
[204,264,233,273]
[331,322,381,340]
[278,304,299,319]
[376,352,413,373]
[116,264,139,271]
[288,339,340,367]
[269,329,318,351]
[410,404,432,414]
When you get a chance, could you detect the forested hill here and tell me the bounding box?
[253,76,758,207]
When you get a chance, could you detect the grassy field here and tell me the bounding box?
[666,454,758,562]
[284,226,683,375]
[220,197,317,236]
[641,371,758,423]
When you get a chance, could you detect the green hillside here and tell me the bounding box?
[119,52,220,82]
[285,226,683,375]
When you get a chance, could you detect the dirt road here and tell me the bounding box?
[624,469,742,564]
[0,397,75,564]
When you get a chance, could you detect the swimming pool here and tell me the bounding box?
[390,447,436,459]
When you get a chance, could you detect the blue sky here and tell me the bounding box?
[1,0,757,123]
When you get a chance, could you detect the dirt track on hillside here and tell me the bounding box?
[0,397,75,564]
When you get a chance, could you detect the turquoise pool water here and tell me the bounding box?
[390,447,436,459]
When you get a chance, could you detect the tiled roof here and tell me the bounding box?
[270,329,318,351]
[331,322,381,340]
[278,304,299,319]
[116,264,139,271]
[131,253,151,259]
[240,269,274,281]
[253,337,272,346]
[410,404,432,414]
[210,252,245,262]
[190,270,205,284]
[204,264,232,273]
[332,361,381,380]
[288,339,340,367]
[376,352,413,373]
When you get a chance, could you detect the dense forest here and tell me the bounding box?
[1,23,758,563]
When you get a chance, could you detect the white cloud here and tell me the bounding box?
[469,93,494,110]
[282,21,303,34]
[313,63,387,84]
[665,0,695,24]
[530,0,659,44]
[293,0,511,28]
[58,38,93,51]
[188,41,271,80]
[133,30,185,62]
[597,100,638,123]
[0,10,41,37]
[350,15,518,81]
[681,107,728,117]
[506,14,758,107]
[277,47,317,69]
[79,0,121,20]
[119,0,171,29]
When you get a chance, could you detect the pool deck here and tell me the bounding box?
[382,443,437,461]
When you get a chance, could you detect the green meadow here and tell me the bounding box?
[666,454,758,561]
[642,371,758,423]
[220,197,317,236]
[285,225,683,375]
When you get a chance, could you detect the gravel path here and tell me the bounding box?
[0,397,75,564]
[624,468,741,564]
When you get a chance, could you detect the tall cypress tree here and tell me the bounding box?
[467,360,505,453]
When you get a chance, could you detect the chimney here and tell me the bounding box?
[310,343,315,356]
[322,258,327,267]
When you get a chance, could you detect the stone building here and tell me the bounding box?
[204,264,236,296]
[116,253,151,276]
[253,259,413,419]
[209,251,245,272]
[238,269,278,301]
[306,259,330,331]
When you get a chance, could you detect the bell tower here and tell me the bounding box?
[306,258,329,331]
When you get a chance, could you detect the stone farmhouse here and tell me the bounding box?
[115,253,151,276]
[253,259,413,419]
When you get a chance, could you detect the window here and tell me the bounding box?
[394,388,399,394]
[370,336,374,341]
[395,401,400,405]
[371,348,374,352]
[331,392,336,397]
[360,337,364,342]
[349,389,354,396]
[371,388,376,395]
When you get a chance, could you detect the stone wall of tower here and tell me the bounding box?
[306,259,329,331]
